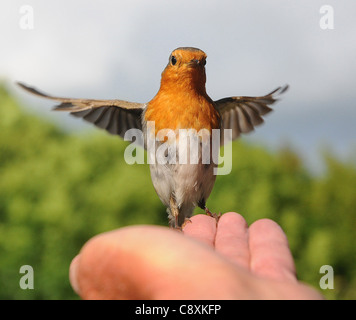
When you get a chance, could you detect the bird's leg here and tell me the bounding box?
[205,207,222,222]
[169,195,181,230]
[181,217,192,229]
[198,199,221,224]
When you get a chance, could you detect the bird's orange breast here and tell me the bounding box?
[144,89,220,135]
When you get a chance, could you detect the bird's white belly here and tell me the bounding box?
[149,136,217,221]
[150,161,216,209]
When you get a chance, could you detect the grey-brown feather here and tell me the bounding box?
[16,82,145,139]
[17,81,288,143]
[215,85,288,142]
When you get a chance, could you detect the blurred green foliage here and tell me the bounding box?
[0,85,355,299]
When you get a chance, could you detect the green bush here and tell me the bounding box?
[0,85,355,299]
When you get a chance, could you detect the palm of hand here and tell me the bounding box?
[70,212,322,300]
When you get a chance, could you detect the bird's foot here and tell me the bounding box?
[170,217,192,231]
[170,225,182,232]
[204,207,222,224]
[181,217,192,230]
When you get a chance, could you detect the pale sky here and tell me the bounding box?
[1,0,355,172]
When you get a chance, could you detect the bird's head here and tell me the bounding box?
[160,47,207,94]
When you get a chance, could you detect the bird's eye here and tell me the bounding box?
[171,55,177,66]
[201,59,206,66]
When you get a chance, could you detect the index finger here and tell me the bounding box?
[182,214,217,247]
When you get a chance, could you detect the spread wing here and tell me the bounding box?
[17,82,145,138]
[215,85,289,142]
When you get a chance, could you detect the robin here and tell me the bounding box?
[18,47,288,228]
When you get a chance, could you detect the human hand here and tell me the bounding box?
[69,212,323,299]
